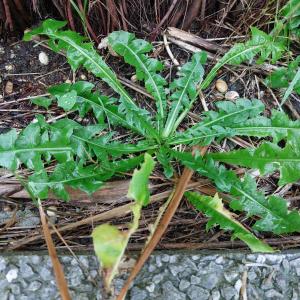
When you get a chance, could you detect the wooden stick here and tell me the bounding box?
[116,146,208,300]
[38,200,71,300]
[167,27,226,53]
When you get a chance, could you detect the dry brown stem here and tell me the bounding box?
[38,200,71,300]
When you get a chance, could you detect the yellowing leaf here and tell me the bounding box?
[92,224,127,269]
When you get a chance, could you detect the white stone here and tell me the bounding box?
[234,279,242,292]
[146,283,155,293]
[179,279,190,291]
[80,74,87,80]
[38,52,49,65]
[5,65,13,71]
[6,269,18,282]
[225,91,239,100]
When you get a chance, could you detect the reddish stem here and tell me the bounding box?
[77,0,99,43]
[3,0,13,31]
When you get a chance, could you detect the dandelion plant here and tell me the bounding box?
[1,18,299,263]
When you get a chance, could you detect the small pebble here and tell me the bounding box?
[38,52,49,65]
[215,79,228,93]
[46,206,57,224]
[80,74,87,80]
[46,206,57,218]
[6,269,18,282]
[3,206,12,212]
[5,65,13,71]
[131,74,138,82]
[98,37,108,50]
[65,79,72,84]
[225,90,239,100]
[5,81,13,94]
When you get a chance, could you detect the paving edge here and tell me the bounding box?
[0,250,300,299]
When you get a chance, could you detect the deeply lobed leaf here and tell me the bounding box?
[108,31,167,130]
[266,56,300,95]
[186,192,274,252]
[28,155,144,201]
[170,98,265,145]
[24,19,159,141]
[202,27,287,89]
[0,123,72,171]
[210,138,300,185]
[173,150,300,234]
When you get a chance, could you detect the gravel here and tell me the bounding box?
[0,251,300,299]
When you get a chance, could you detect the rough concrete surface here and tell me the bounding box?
[1,251,300,299]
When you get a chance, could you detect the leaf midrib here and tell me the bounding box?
[30,173,105,186]
[0,146,72,154]
[50,33,159,140]
[72,135,157,153]
[170,104,261,144]
[122,43,164,120]
[234,186,284,222]
[163,60,202,137]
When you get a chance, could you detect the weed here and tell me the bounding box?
[1,15,300,285]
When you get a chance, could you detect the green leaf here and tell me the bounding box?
[0,123,73,171]
[210,139,300,185]
[231,175,300,234]
[157,147,174,178]
[281,68,300,104]
[163,52,206,138]
[228,109,300,144]
[108,31,167,130]
[47,81,157,137]
[170,99,265,145]
[186,192,274,252]
[127,153,155,206]
[91,154,154,289]
[173,150,300,234]
[0,129,18,170]
[32,97,53,109]
[24,20,159,141]
[92,224,127,268]
[57,90,77,110]
[27,155,144,200]
[202,27,286,89]
[266,56,300,95]
[280,0,300,38]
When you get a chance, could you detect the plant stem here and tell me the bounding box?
[116,146,208,300]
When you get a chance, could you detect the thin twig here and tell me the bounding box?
[163,34,180,67]
[38,199,71,300]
